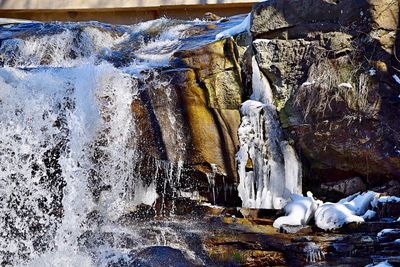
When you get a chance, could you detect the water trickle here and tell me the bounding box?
[206,164,218,205]
[236,56,302,209]
[304,242,325,263]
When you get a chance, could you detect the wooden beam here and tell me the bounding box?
[0,3,255,24]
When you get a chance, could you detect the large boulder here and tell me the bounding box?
[249,0,400,191]
[130,38,244,206]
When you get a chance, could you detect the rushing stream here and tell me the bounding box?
[0,15,303,266]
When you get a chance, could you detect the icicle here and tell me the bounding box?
[236,56,302,209]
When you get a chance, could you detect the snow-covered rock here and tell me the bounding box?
[371,195,400,208]
[314,191,377,230]
[273,192,321,228]
[362,210,377,220]
[215,13,251,40]
[366,260,393,267]
[273,190,399,231]
[314,202,365,230]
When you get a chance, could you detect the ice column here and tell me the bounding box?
[236,56,302,209]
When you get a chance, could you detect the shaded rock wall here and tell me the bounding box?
[249,0,400,194]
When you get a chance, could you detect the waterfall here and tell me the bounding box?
[0,12,279,265]
[236,56,302,209]
[0,19,204,266]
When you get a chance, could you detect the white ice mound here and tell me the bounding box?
[366,260,394,267]
[314,202,364,230]
[314,191,377,230]
[273,192,321,228]
[371,195,400,208]
[339,191,377,214]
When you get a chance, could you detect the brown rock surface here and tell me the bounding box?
[129,37,245,205]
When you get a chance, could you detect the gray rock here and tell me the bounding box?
[132,246,196,267]
[321,177,367,196]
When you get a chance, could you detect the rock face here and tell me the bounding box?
[249,0,400,192]
[131,38,244,205]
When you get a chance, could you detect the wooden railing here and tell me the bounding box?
[0,0,259,24]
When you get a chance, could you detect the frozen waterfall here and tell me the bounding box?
[236,56,302,209]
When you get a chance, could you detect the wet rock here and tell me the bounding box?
[127,34,246,206]
[209,248,287,266]
[239,208,278,219]
[334,221,400,234]
[373,180,400,197]
[205,232,287,266]
[118,204,156,223]
[376,202,400,219]
[165,69,241,202]
[171,38,240,82]
[203,12,223,22]
[203,70,243,109]
[377,228,400,242]
[279,224,313,234]
[132,246,196,267]
[199,212,400,266]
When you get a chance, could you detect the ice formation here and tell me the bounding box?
[366,260,394,267]
[377,228,400,238]
[392,74,400,85]
[303,242,325,263]
[273,192,321,228]
[338,82,353,89]
[315,191,377,230]
[362,210,377,220]
[0,19,208,265]
[371,195,400,207]
[274,191,385,230]
[215,13,251,40]
[237,57,302,209]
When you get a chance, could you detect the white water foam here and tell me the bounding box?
[0,15,248,265]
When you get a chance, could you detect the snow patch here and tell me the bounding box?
[314,202,365,230]
[315,191,377,230]
[273,192,321,228]
[377,228,400,238]
[301,81,315,87]
[371,195,400,208]
[274,191,387,230]
[369,68,376,76]
[392,74,400,85]
[366,260,394,267]
[215,13,251,40]
[362,210,376,220]
[338,82,353,89]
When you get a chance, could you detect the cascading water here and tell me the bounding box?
[0,17,239,266]
[0,12,302,265]
[236,56,302,209]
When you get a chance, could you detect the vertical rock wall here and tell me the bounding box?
[249,0,400,195]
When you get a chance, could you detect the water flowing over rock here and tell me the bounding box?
[0,17,247,265]
[1,0,400,265]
